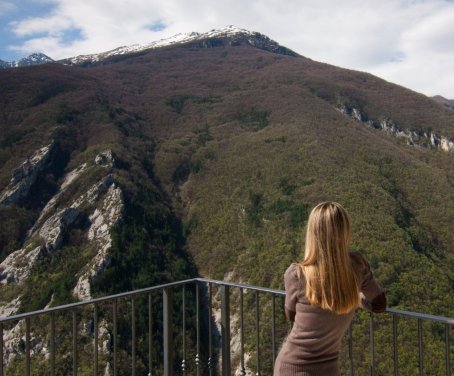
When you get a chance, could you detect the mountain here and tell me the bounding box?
[432,95,454,110]
[60,25,299,66]
[0,28,453,375]
[0,53,54,68]
[0,26,297,69]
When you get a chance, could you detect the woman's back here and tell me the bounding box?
[274,202,386,376]
[278,253,384,368]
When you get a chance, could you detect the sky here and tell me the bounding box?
[1,0,454,98]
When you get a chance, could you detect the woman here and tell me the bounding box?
[274,202,386,376]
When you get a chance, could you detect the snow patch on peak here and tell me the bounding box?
[63,25,261,66]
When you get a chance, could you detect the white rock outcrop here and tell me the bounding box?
[28,163,88,237]
[338,105,454,153]
[73,182,124,301]
[0,142,54,205]
[39,207,80,252]
[95,150,115,167]
[0,297,21,317]
[0,245,42,285]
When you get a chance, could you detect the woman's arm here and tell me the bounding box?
[352,253,387,313]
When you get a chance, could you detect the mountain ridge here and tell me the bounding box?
[0,25,299,69]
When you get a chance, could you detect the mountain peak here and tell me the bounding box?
[61,26,299,66]
[0,53,54,69]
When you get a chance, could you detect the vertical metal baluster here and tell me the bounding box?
[446,323,451,376]
[220,285,231,376]
[208,283,213,376]
[195,281,200,376]
[148,293,153,376]
[272,294,276,368]
[369,313,374,376]
[348,323,354,376]
[418,319,423,376]
[25,317,30,376]
[256,291,260,376]
[132,298,136,376]
[393,314,398,376]
[181,285,186,375]
[163,288,174,376]
[113,299,117,376]
[239,288,245,376]
[94,304,98,376]
[73,310,77,376]
[0,323,4,376]
[51,313,56,376]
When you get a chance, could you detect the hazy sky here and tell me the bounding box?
[1,0,454,98]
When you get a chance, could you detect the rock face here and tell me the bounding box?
[0,245,42,285]
[73,182,124,301]
[338,105,454,153]
[95,150,115,167]
[0,142,55,205]
[39,207,80,252]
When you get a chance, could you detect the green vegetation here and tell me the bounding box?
[0,39,453,375]
[235,108,270,131]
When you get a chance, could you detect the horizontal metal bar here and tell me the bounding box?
[196,278,286,296]
[0,278,196,323]
[386,308,454,325]
[2,277,453,326]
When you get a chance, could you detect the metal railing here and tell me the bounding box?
[0,278,453,375]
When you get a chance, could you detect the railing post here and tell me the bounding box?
[163,287,174,376]
[73,310,77,376]
[208,283,213,376]
[446,323,451,376]
[220,285,231,376]
[51,312,56,376]
[195,281,201,375]
[348,323,354,376]
[393,314,398,376]
[132,298,136,376]
[93,305,98,376]
[181,285,186,375]
[148,293,153,376]
[26,317,30,376]
[418,319,423,376]
[239,288,245,376]
[0,323,3,376]
[369,313,374,376]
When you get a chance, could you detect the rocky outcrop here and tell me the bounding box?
[39,207,80,252]
[0,142,55,205]
[73,182,124,301]
[95,150,115,167]
[0,297,21,317]
[0,245,42,285]
[71,175,114,208]
[338,105,454,153]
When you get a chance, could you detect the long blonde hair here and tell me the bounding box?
[299,202,359,314]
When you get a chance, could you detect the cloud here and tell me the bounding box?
[5,0,454,97]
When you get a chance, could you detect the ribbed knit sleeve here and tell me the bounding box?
[284,264,300,313]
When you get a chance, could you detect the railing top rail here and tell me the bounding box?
[195,277,286,296]
[1,277,453,325]
[386,308,454,325]
[0,278,196,323]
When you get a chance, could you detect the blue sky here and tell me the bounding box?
[1,0,454,98]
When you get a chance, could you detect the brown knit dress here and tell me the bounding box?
[274,253,386,376]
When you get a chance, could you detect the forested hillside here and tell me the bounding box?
[0,31,453,374]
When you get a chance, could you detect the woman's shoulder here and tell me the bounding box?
[284,263,303,282]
